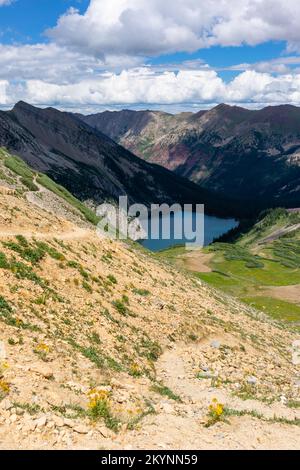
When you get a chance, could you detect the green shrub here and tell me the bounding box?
[82,281,92,292]
[132,288,150,296]
[4,155,34,179]
[113,300,128,316]
[137,337,162,362]
[151,383,181,401]
[3,240,45,265]
[20,177,39,192]
[0,252,9,269]
[107,274,117,284]
[0,295,12,313]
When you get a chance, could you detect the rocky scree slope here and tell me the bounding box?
[0,102,234,217]
[0,152,299,449]
[80,104,300,215]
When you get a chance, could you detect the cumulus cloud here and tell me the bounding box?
[1,68,300,110]
[48,0,300,58]
[22,69,225,106]
[1,0,300,110]
[0,80,9,104]
[0,43,141,83]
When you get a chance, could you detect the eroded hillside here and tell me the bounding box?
[0,151,300,450]
[80,104,300,213]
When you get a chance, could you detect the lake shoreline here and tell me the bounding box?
[139,211,239,252]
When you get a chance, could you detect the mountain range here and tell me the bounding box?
[79,104,300,212]
[0,101,235,216]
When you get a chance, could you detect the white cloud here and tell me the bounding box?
[227,57,300,75]
[0,80,9,104]
[1,1,300,110]
[48,0,300,58]
[0,1,13,5]
[22,69,225,106]
[1,68,300,110]
[0,43,141,83]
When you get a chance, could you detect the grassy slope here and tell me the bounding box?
[200,209,300,323]
[0,147,99,225]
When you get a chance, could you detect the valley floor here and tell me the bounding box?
[159,210,300,327]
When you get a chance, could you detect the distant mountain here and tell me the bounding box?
[79,104,300,211]
[0,101,236,216]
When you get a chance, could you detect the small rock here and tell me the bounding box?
[154,298,165,310]
[23,421,36,433]
[52,415,64,427]
[73,425,89,434]
[0,399,13,411]
[161,403,175,414]
[247,376,257,385]
[280,395,287,405]
[10,414,18,423]
[210,340,221,349]
[0,341,6,360]
[63,418,75,428]
[200,371,213,378]
[292,352,300,366]
[97,385,112,393]
[98,426,109,438]
[65,381,86,393]
[35,416,47,428]
[30,364,54,380]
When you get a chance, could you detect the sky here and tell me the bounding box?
[1,0,300,113]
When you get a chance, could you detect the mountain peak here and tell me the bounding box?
[13,101,34,111]
[214,103,232,110]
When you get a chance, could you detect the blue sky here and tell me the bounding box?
[0,1,89,43]
[1,0,300,112]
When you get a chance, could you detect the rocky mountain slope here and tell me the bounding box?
[0,102,234,217]
[0,149,300,450]
[80,104,300,213]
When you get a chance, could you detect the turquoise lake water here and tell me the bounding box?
[139,211,238,252]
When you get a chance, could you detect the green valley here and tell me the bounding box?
[158,208,300,326]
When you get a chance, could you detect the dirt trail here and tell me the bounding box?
[0,227,91,241]
[258,223,300,244]
[0,178,92,241]
[110,343,300,450]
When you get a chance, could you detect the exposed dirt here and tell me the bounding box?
[176,250,213,273]
[261,285,300,306]
[109,342,300,450]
